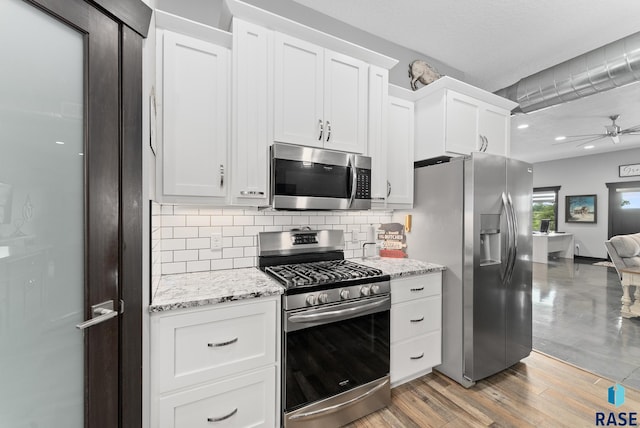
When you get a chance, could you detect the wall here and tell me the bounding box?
[156,0,464,89]
[533,147,640,258]
[157,206,392,275]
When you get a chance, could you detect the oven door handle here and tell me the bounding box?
[288,378,389,421]
[287,296,390,326]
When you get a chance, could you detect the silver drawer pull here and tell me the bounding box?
[410,317,424,323]
[207,408,238,422]
[240,190,265,196]
[410,287,424,292]
[208,337,238,347]
[410,353,425,360]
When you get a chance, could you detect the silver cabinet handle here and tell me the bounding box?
[318,119,323,141]
[410,317,425,323]
[326,120,331,142]
[208,337,238,347]
[219,164,225,187]
[371,197,386,201]
[239,190,265,196]
[410,353,425,360]
[207,408,237,422]
[483,136,489,151]
[76,300,119,330]
[410,287,424,292]
[386,180,391,197]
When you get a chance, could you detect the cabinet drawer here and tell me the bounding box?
[159,367,276,428]
[390,331,441,384]
[391,272,441,304]
[154,299,277,392]
[391,296,440,343]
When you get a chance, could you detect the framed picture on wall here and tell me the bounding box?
[565,194,597,223]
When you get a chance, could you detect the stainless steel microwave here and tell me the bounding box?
[270,143,371,210]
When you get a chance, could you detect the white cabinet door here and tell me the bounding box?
[367,66,388,206]
[323,50,368,153]
[386,96,414,206]
[444,91,481,155]
[231,19,271,206]
[479,104,510,157]
[162,31,229,199]
[274,32,324,148]
[274,33,368,153]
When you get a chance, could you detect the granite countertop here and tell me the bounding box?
[149,267,284,313]
[351,257,445,279]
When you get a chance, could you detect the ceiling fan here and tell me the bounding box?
[553,114,640,147]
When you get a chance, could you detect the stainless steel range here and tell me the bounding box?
[258,230,391,428]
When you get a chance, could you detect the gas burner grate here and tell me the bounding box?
[265,260,383,288]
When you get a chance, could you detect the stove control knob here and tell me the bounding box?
[340,289,350,300]
[370,285,380,295]
[360,286,370,296]
[306,295,317,306]
[318,293,329,304]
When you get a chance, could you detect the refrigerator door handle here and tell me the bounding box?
[501,192,515,284]
[506,193,518,283]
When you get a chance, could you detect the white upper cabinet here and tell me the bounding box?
[414,76,517,161]
[230,19,272,206]
[160,30,230,203]
[368,66,389,206]
[274,32,368,153]
[387,96,414,207]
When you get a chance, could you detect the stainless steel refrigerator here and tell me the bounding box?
[397,152,533,387]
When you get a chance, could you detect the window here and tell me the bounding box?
[533,186,560,232]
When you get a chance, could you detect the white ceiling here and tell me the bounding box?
[293,0,640,163]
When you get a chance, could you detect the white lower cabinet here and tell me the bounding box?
[390,272,442,387]
[159,367,276,428]
[150,296,280,428]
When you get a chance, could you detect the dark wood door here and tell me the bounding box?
[606,181,640,238]
[0,0,148,427]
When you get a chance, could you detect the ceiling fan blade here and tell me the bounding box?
[622,126,640,133]
[575,136,607,147]
[562,133,607,138]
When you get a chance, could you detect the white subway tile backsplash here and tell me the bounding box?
[254,216,274,226]
[233,215,254,226]
[174,206,199,215]
[222,226,244,236]
[233,236,254,247]
[199,248,222,260]
[157,204,404,274]
[273,216,292,225]
[211,259,233,270]
[186,237,211,250]
[223,247,244,259]
[211,215,233,226]
[162,215,186,227]
[187,215,210,227]
[243,226,264,235]
[162,262,186,275]
[162,238,186,251]
[173,227,199,238]
[233,257,254,269]
[187,260,210,272]
[173,249,199,262]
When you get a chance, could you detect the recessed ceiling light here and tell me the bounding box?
[584,145,595,150]
[554,136,566,141]
[517,124,529,129]
[55,141,65,145]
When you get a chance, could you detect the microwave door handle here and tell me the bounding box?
[348,155,357,208]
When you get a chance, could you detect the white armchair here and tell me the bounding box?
[605,232,640,318]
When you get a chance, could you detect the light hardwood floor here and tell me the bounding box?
[347,351,640,427]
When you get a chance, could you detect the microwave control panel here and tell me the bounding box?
[355,169,371,199]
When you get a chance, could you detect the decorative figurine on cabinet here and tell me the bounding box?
[409,60,442,90]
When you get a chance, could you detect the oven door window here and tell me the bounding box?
[284,310,390,412]
[273,159,351,198]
